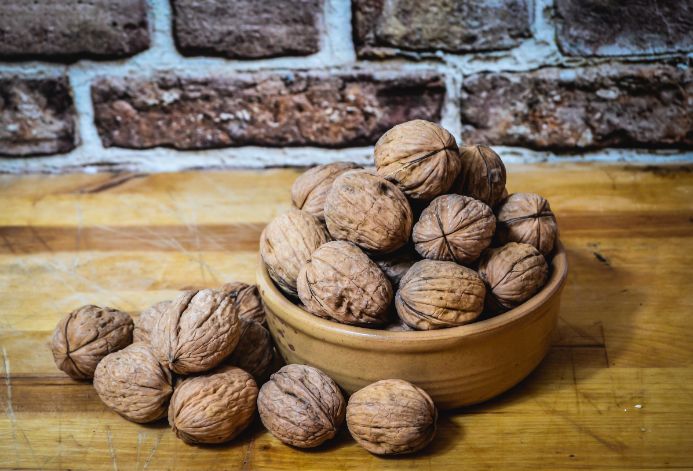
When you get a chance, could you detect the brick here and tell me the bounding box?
[172,0,322,59]
[555,0,693,57]
[0,0,149,60]
[460,65,692,150]
[92,72,445,149]
[353,0,531,57]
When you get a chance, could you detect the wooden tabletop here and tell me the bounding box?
[0,163,692,470]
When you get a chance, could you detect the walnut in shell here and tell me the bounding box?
[324,170,413,254]
[396,259,486,330]
[134,300,171,344]
[347,379,437,455]
[50,305,133,380]
[257,364,345,448]
[373,246,418,287]
[93,343,173,423]
[291,162,361,220]
[412,195,495,265]
[169,366,258,444]
[495,193,558,257]
[453,145,507,208]
[374,120,461,200]
[297,241,392,326]
[224,319,273,381]
[222,282,265,324]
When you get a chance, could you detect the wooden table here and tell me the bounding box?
[1,164,692,470]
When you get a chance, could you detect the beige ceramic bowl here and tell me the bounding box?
[257,242,568,410]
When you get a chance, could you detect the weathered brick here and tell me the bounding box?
[0,0,149,60]
[353,0,531,57]
[555,0,693,57]
[92,72,445,149]
[172,0,322,59]
[460,65,692,150]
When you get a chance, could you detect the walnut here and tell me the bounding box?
[478,242,549,312]
[50,305,133,380]
[374,120,461,200]
[291,162,361,220]
[396,259,486,330]
[222,282,265,324]
[93,343,173,423]
[134,300,171,344]
[346,379,437,455]
[453,145,507,208]
[257,364,345,448]
[169,366,258,444]
[373,246,418,287]
[495,193,558,257]
[412,194,495,265]
[297,241,392,326]
[150,289,242,375]
[224,319,273,381]
[324,170,413,254]
[260,209,331,297]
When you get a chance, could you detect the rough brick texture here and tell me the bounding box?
[173,0,322,59]
[460,65,692,150]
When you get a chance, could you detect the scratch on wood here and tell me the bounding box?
[2,347,18,465]
[76,173,147,194]
[241,433,256,471]
[143,430,163,470]
[106,425,119,471]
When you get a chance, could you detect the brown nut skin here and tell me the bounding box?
[495,193,558,257]
[169,366,258,445]
[325,170,413,254]
[93,343,173,423]
[297,241,393,326]
[413,194,496,265]
[291,162,361,220]
[395,259,486,330]
[134,300,171,344]
[260,209,331,297]
[222,282,265,324]
[150,289,242,375]
[453,145,507,208]
[347,379,437,455]
[224,319,273,381]
[257,364,345,448]
[375,120,461,200]
[50,305,133,380]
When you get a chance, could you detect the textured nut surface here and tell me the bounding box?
[93,343,173,423]
[260,208,331,296]
[396,259,486,330]
[297,241,393,326]
[258,364,345,448]
[225,319,274,381]
[134,300,171,344]
[291,162,361,220]
[51,305,133,379]
[347,379,437,455]
[325,170,413,254]
[222,282,265,324]
[150,289,241,375]
[374,246,418,287]
[375,120,461,200]
[453,145,507,208]
[169,366,258,444]
[496,193,558,257]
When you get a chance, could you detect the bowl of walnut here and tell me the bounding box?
[257,120,568,410]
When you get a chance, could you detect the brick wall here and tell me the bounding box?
[0,0,691,173]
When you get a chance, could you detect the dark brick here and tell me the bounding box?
[172,0,322,59]
[460,65,692,150]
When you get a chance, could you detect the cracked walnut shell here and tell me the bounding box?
[291,162,361,220]
[224,319,274,381]
[134,300,171,344]
[495,193,558,257]
[453,145,507,208]
[222,282,265,324]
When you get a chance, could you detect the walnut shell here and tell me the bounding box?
[346,379,437,455]
[169,366,258,444]
[495,193,558,257]
[150,289,242,375]
[134,300,171,344]
[453,145,507,208]
[291,162,361,220]
[224,319,273,381]
[374,120,461,200]
[222,282,265,324]
[50,305,133,380]
[478,242,549,312]
[325,170,413,254]
[297,241,392,326]
[396,259,486,330]
[257,364,345,448]
[373,246,418,287]
[413,194,495,265]
[93,343,173,423]
[260,209,331,297]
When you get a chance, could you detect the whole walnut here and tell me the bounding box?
[169,366,258,444]
[347,379,437,455]
[373,245,418,287]
[50,305,133,380]
[291,162,361,220]
[260,209,331,297]
[222,282,265,324]
[297,241,392,326]
[93,343,173,423]
[453,145,507,208]
[224,319,273,381]
[478,242,549,312]
[495,193,558,257]
[374,120,461,200]
[412,195,495,265]
[150,289,242,375]
[134,300,171,344]
[258,364,345,448]
[325,170,413,254]
[396,260,486,330]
